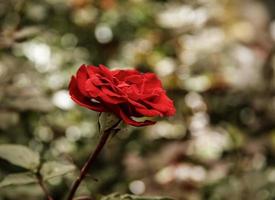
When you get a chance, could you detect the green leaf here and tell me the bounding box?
[0,172,37,188]
[0,144,40,170]
[98,112,121,133]
[101,193,174,200]
[40,161,76,180]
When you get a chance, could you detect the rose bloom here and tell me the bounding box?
[69,65,175,126]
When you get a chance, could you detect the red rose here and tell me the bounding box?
[69,64,176,126]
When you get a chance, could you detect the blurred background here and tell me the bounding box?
[1,0,275,199]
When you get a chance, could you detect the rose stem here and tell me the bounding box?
[36,173,54,200]
[67,120,121,200]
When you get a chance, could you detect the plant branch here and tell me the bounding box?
[36,173,54,200]
[67,120,121,200]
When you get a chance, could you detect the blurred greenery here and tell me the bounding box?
[0,0,275,199]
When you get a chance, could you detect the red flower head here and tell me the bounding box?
[69,64,176,126]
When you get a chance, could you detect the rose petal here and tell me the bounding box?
[76,64,89,96]
[69,76,106,112]
[96,89,124,104]
[86,65,101,77]
[115,106,156,127]
[85,79,101,98]
[128,99,162,117]
[98,64,113,80]
[143,93,175,116]
[125,75,143,85]
[125,86,141,101]
[112,69,140,81]
[142,73,163,93]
